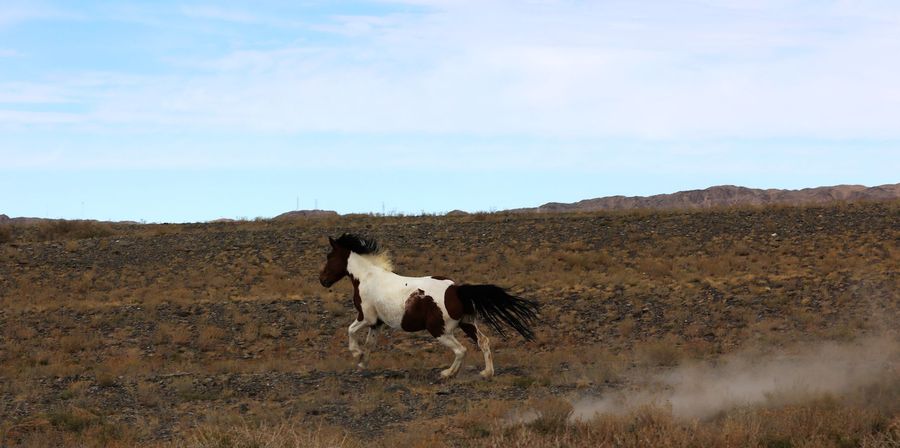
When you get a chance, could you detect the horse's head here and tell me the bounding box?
[319,236,351,287]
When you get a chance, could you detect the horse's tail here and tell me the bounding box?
[456,284,539,341]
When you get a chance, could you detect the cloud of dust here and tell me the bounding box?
[571,336,899,421]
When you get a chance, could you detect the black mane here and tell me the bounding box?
[333,233,380,255]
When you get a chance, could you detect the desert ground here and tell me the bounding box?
[1,201,898,447]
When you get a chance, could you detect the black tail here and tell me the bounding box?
[457,284,539,341]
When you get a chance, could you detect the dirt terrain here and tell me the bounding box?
[1,201,898,447]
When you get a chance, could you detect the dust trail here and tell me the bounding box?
[571,336,899,421]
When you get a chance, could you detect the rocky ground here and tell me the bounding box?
[0,201,898,446]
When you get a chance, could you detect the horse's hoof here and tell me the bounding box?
[479,370,494,379]
[357,362,367,369]
[440,369,456,379]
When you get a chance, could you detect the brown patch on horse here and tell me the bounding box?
[351,276,364,322]
[444,284,463,320]
[431,275,453,281]
[401,289,445,337]
[443,284,474,320]
[319,239,351,287]
[459,322,478,344]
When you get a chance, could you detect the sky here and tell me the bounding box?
[1,0,899,222]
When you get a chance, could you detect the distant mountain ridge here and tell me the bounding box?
[3,184,898,223]
[516,183,900,213]
[273,209,340,220]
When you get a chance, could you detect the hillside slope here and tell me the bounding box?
[519,183,900,213]
[0,202,897,447]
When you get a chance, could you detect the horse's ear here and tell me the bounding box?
[328,236,336,247]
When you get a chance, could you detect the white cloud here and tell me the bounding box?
[0,110,81,125]
[0,82,74,103]
[179,5,261,24]
[177,4,307,29]
[4,1,900,140]
[311,14,408,37]
[0,2,76,27]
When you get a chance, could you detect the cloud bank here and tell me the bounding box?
[2,1,899,139]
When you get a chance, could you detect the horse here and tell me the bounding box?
[318,233,539,379]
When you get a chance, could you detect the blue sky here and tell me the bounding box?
[2,0,899,222]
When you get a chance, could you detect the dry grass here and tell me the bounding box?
[33,220,116,241]
[177,421,360,448]
[0,201,897,447]
[635,337,684,367]
[486,400,900,448]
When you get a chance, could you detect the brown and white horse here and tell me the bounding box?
[319,233,539,379]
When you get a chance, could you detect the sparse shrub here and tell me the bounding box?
[183,421,360,448]
[617,317,636,338]
[95,371,117,388]
[240,322,260,342]
[35,220,114,241]
[760,435,793,448]
[59,332,100,354]
[0,225,11,244]
[636,257,673,277]
[62,381,89,401]
[636,339,683,367]
[156,323,192,346]
[171,377,203,402]
[4,322,37,340]
[511,376,536,389]
[454,400,514,439]
[136,381,161,408]
[197,325,226,351]
[322,296,349,316]
[259,324,282,339]
[46,407,98,433]
[526,397,574,435]
[573,347,624,385]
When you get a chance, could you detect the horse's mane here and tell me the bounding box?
[334,233,393,271]
[334,233,379,254]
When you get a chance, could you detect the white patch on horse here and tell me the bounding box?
[347,252,454,331]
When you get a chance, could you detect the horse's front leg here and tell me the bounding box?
[347,319,370,368]
[359,325,380,368]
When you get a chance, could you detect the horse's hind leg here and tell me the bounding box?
[475,325,494,378]
[460,321,494,379]
[436,334,466,379]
